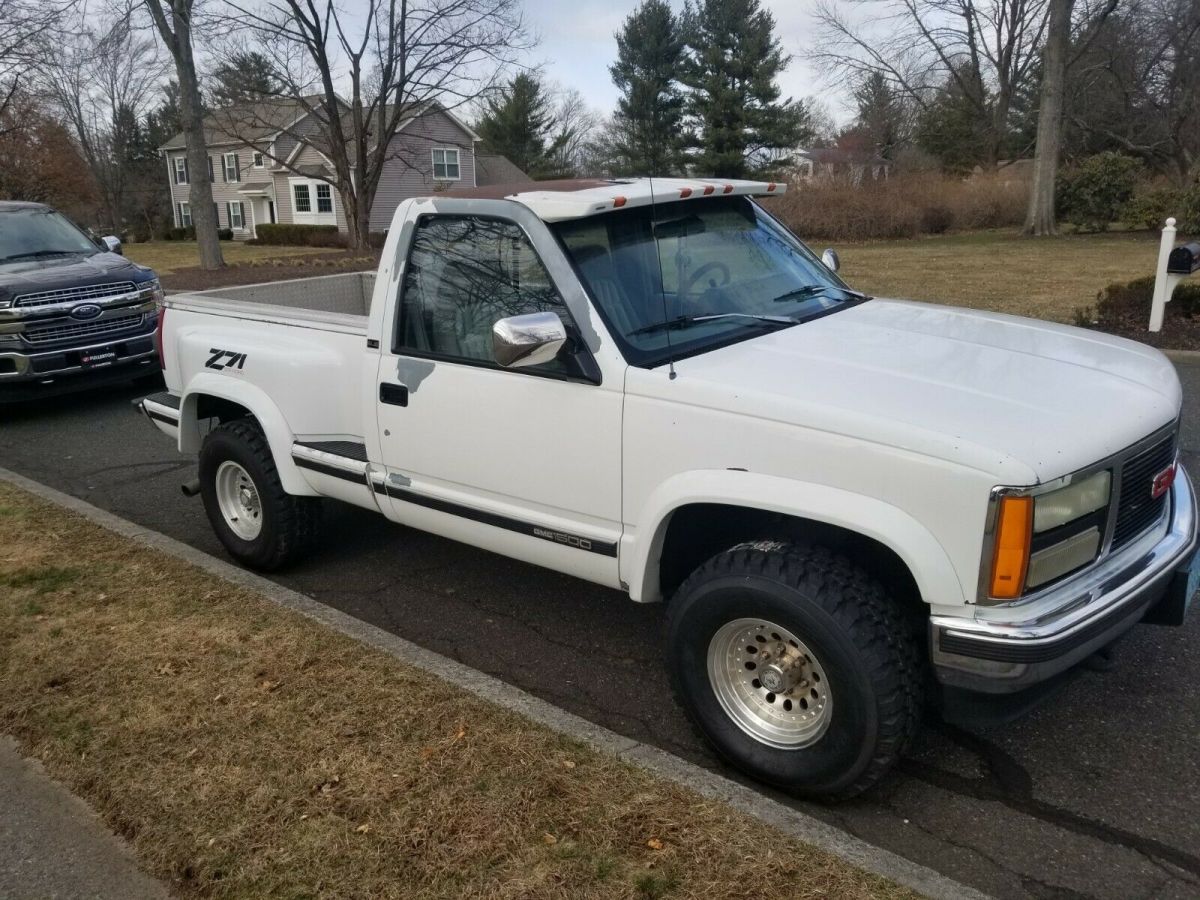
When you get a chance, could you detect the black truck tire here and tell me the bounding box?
[198,419,322,571]
[666,540,923,799]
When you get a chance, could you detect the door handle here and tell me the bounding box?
[380,383,409,407]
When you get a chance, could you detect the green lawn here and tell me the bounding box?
[837,229,1162,323]
[124,241,343,275]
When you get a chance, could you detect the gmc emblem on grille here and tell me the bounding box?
[70,304,103,320]
[1151,463,1176,500]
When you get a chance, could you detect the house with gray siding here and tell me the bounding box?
[158,98,514,239]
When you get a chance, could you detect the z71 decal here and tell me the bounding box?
[206,348,247,371]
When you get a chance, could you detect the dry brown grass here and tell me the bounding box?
[0,483,910,900]
[837,229,1163,323]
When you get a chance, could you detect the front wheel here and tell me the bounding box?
[666,541,923,799]
[199,419,322,571]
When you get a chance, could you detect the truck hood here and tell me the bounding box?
[0,252,145,289]
[668,299,1181,483]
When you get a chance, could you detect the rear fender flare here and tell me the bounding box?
[178,372,315,496]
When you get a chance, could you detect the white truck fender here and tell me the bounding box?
[177,372,316,496]
[622,469,966,607]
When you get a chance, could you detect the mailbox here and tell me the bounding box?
[1168,241,1200,275]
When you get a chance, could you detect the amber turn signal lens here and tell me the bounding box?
[990,495,1033,599]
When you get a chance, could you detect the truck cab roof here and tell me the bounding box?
[442,177,786,222]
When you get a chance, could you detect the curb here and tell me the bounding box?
[1163,349,1200,364]
[0,465,991,900]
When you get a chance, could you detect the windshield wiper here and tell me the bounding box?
[1,249,89,261]
[630,312,798,337]
[771,285,871,303]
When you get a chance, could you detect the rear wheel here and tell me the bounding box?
[199,419,321,571]
[666,540,922,799]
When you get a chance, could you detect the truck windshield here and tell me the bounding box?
[553,196,863,367]
[0,207,101,264]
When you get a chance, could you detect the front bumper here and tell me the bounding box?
[931,466,1198,693]
[0,329,157,392]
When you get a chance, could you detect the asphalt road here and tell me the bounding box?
[3,369,1200,900]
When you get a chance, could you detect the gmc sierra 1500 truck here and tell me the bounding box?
[138,178,1198,798]
[0,201,163,400]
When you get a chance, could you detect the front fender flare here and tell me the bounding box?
[623,469,965,607]
[178,372,315,496]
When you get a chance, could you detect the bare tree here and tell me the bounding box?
[1066,0,1200,183]
[1022,0,1117,235]
[0,0,76,129]
[810,0,1050,167]
[547,85,601,176]
[40,14,168,233]
[221,0,531,250]
[141,0,224,268]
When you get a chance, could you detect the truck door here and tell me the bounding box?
[374,209,624,588]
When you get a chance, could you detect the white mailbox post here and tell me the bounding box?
[1150,217,1200,332]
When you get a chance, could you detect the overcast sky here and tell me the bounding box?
[522,0,854,124]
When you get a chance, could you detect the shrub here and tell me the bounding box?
[253,223,344,247]
[218,228,234,241]
[765,171,1025,242]
[1056,153,1142,232]
[1094,274,1200,328]
[1122,186,1184,231]
[159,226,195,241]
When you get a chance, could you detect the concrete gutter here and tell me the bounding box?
[0,464,991,900]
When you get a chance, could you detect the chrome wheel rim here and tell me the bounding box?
[707,618,832,749]
[214,461,263,541]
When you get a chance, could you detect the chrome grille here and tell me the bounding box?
[1111,432,1177,551]
[14,281,139,309]
[24,313,145,345]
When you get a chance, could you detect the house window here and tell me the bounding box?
[293,183,311,213]
[177,202,192,227]
[223,152,240,183]
[316,184,332,213]
[253,152,264,168]
[173,156,188,185]
[228,202,244,230]
[432,148,460,180]
[207,157,214,181]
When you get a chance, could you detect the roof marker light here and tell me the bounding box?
[723,184,733,194]
[613,196,627,208]
[702,185,715,195]
[767,182,776,191]
[679,187,693,198]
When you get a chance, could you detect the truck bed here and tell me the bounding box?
[165,271,375,334]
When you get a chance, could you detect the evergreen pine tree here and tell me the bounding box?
[476,73,570,178]
[211,51,282,107]
[853,72,905,160]
[609,0,686,175]
[680,0,810,177]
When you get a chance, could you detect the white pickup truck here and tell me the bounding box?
[139,178,1198,798]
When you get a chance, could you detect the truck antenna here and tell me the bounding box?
[648,176,677,380]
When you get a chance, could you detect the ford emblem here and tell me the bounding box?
[70,304,103,321]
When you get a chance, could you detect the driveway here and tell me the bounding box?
[2,366,1199,900]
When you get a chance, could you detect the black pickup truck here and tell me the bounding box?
[0,201,163,401]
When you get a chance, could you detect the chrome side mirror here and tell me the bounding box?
[493,311,567,368]
[821,248,839,272]
[101,235,123,255]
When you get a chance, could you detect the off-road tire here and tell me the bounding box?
[666,540,923,799]
[198,419,322,571]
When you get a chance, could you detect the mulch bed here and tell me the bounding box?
[161,251,380,292]
[1086,310,1200,352]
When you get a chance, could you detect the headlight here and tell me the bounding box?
[985,470,1112,602]
[1033,471,1110,532]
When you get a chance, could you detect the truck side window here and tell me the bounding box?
[398,215,570,372]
